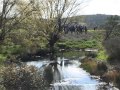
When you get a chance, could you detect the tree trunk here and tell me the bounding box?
[49,44,55,61]
[48,32,59,61]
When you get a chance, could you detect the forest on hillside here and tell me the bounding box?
[68,14,112,29]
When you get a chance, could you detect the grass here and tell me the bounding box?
[0,54,6,64]
[58,30,105,49]
[81,57,108,75]
[96,50,108,61]
[0,44,22,63]
[57,30,108,61]
[56,39,98,50]
[80,58,98,74]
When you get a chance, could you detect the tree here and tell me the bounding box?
[104,15,120,40]
[0,0,34,43]
[21,0,84,60]
[0,0,15,42]
[103,15,120,63]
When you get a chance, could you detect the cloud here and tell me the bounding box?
[80,0,120,15]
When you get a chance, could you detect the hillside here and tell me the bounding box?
[67,14,112,29]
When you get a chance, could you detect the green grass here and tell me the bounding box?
[57,30,108,61]
[56,39,98,49]
[0,54,7,64]
[96,50,108,61]
[57,30,105,49]
[0,42,23,64]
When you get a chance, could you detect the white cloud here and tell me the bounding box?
[80,0,120,15]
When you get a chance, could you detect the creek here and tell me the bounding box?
[27,51,118,90]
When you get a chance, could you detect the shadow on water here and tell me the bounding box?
[25,51,119,90]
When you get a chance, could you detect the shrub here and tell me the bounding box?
[102,70,119,84]
[80,58,97,74]
[96,50,108,61]
[104,37,120,63]
[81,58,108,75]
[0,64,49,90]
[96,62,108,75]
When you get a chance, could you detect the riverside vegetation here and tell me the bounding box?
[0,0,120,89]
[0,29,116,89]
[0,29,120,89]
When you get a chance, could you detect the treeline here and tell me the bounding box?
[67,14,113,29]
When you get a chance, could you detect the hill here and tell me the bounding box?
[67,14,112,29]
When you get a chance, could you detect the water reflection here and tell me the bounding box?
[26,56,119,90]
[53,66,63,83]
[48,59,100,90]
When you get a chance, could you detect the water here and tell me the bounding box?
[27,57,119,90]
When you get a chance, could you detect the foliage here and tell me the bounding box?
[57,39,98,50]
[0,64,49,90]
[81,58,108,75]
[8,28,46,54]
[67,14,111,29]
[104,15,120,40]
[96,50,108,61]
[80,58,97,74]
[0,54,6,61]
[104,37,120,63]
[13,0,85,60]
[103,15,120,63]
[102,70,120,85]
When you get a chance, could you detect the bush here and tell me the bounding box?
[96,62,108,75]
[104,37,120,63]
[96,50,108,61]
[0,64,49,90]
[80,58,97,74]
[102,70,119,84]
[81,58,108,75]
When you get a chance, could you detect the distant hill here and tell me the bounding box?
[67,14,112,29]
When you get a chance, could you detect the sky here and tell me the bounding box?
[80,0,120,15]
[0,0,120,16]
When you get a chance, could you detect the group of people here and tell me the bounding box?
[62,23,88,34]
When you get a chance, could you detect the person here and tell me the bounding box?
[94,26,97,30]
[84,26,88,34]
